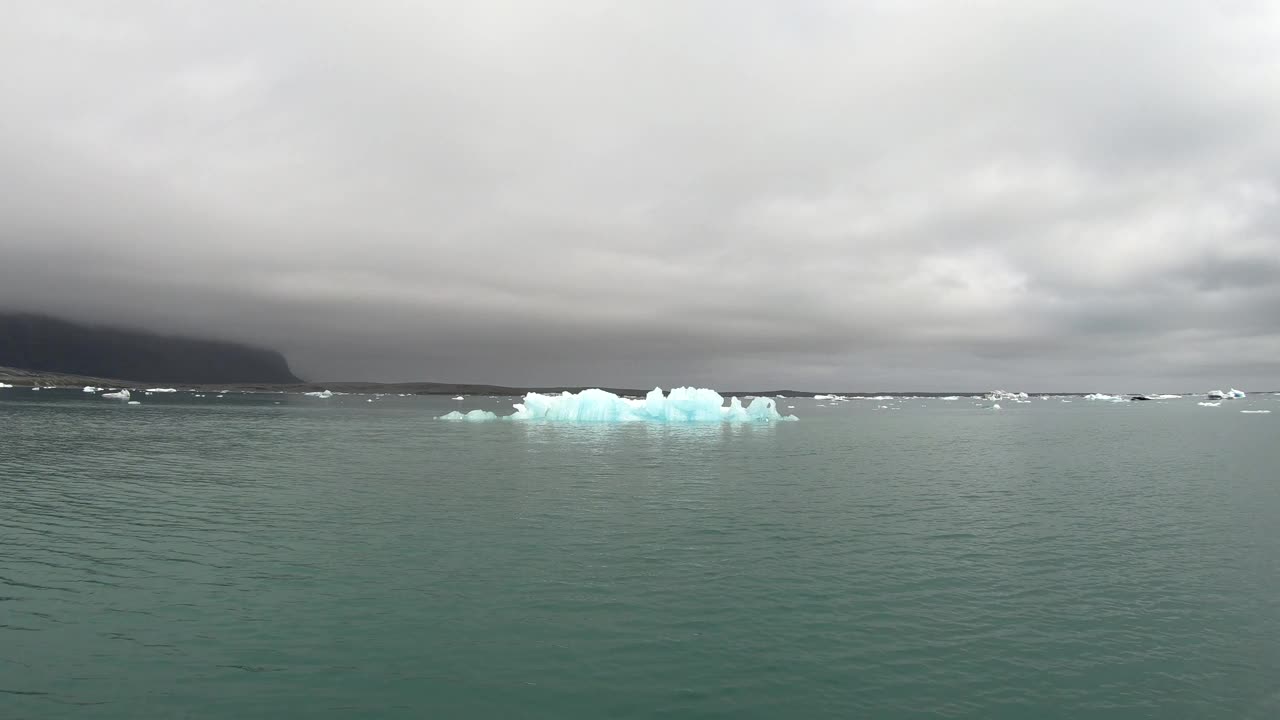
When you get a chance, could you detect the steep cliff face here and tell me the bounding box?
[0,313,301,384]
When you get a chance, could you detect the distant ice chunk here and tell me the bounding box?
[1227,388,1247,399]
[941,396,959,401]
[1198,401,1221,407]
[440,409,500,421]
[991,403,1002,410]
[127,401,141,405]
[477,387,799,423]
[102,389,131,400]
[812,394,840,400]
[83,386,99,393]
[987,390,1028,401]
[304,390,334,399]
[146,388,178,393]
[0,382,12,388]
[452,395,465,400]
[1241,410,1271,414]
[1084,393,1126,402]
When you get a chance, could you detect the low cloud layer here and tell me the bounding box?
[2,1,1278,390]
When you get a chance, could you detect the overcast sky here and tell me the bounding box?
[2,1,1278,390]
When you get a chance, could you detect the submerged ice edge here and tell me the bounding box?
[441,387,799,423]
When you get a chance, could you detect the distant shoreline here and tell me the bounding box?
[3,366,1264,398]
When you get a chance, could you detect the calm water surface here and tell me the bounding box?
[2,390,1279,718]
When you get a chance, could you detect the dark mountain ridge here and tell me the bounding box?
[0,312,301,384]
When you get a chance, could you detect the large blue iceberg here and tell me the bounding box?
[440,387,798,423]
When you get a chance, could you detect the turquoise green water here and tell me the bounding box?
[3,390,1279,718]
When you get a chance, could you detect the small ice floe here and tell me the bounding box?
[1148,394,1181,400]
[31,387,40,391]
[941,396,959,401]
[1061,399,1072,403]
[1241,410,1271,414]
[127,401,141,405]
[440,409,499,421]
[987,390,1028,402]
[452,395,465,401]
[102,389,130,400]
[1198,402,1221,407]
[146,388,178,393]
[787,405,795,409]
[83,386,99,393]
[0,382,13,388]
[991,403,1002,410]
[304,390,334,399]
[1084,393,1126,402]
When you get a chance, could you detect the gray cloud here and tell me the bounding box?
[2,1,1279,390]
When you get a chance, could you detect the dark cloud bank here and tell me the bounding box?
[2,1,1278,391]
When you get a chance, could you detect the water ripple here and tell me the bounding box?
[2,393,1278,717]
